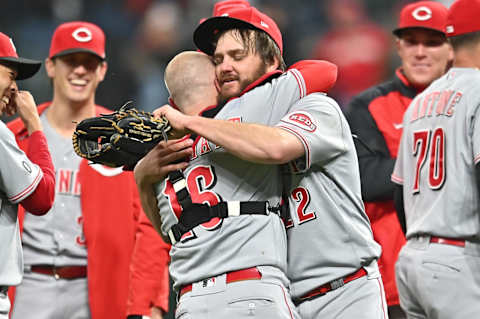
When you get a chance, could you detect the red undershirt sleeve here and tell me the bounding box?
[289,60,338,94]
[20,130,55,215]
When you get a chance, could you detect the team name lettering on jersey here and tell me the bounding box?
[410,90,462,123]
[57,169,81,196]
[76,216,86,246]
[191,117,241,160]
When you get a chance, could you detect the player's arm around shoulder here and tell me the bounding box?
[155,104,305,164]
[277,93,350,168]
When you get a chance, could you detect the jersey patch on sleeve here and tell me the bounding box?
[281,112,316,132]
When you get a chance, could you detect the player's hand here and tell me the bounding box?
[11,89,42,135]
[153,104,191,137]
[150,306,164,319]
[133,138,193,188]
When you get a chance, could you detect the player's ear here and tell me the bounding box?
[45,58,55,79]
[447,43,454,63]
[265,56,280,73]
[97,61,108,82]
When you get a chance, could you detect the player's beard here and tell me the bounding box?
[218,62,270,103]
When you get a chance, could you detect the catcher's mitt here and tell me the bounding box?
[72,102,171,170]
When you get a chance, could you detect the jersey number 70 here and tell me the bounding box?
[412,128,446,194]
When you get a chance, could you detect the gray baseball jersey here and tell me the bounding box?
[393,67,480,319]
[392,67,480,239]
[156,70,308,290]
[0,121,42,287]
[21,112,86,267]
[277,93,382,299]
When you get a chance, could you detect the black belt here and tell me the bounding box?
[168,201,288,244]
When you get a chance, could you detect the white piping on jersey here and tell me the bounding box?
[277,125,311,171]
[289,68,306,98]
[9,168,43,203]
[391,174,404,184]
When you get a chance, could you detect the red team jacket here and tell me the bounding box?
[7,103,170,318]
[346,69,422,306]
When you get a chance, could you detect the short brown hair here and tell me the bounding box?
[449,31,480,51]
[213,28,286,71]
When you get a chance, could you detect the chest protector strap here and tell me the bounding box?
[168,170,193,211]
[168,201,289,244]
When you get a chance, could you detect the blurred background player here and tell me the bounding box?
[0,31,55,319]
[345,2,452,318]
[7,22,170,319]
[392,0,480,317]
[311,0,390,109]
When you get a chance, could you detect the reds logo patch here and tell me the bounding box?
[285,112,316,132]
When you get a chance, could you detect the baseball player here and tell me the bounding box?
[135,8,338,318]
[162,7,387,318]
[7,22,170,319]
[392,0,480,317]
[150,5,386,319]
[0,32,55,318]
[346,2,452,317]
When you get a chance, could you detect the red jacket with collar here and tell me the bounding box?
[7,103,170,318]
[346,69,422,306]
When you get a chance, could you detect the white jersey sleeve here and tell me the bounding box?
[0,122,42,203]
[391,107,411,185]
[472,103,480,164]
[276,93,348,171]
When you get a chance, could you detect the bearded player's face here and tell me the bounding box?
[397,28,453,89]
[213,30,272,102]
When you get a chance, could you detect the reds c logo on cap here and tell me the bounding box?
[412,6,432,21]
[72,27,93,43]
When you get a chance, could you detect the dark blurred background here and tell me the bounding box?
[0,0,454,116]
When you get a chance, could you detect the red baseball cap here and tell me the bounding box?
[446,0,480,37]
[49,21,106,60]
[194,6,283,55]
[393,1,448,36]
[213,0,251,16]
[0,32,41,80]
